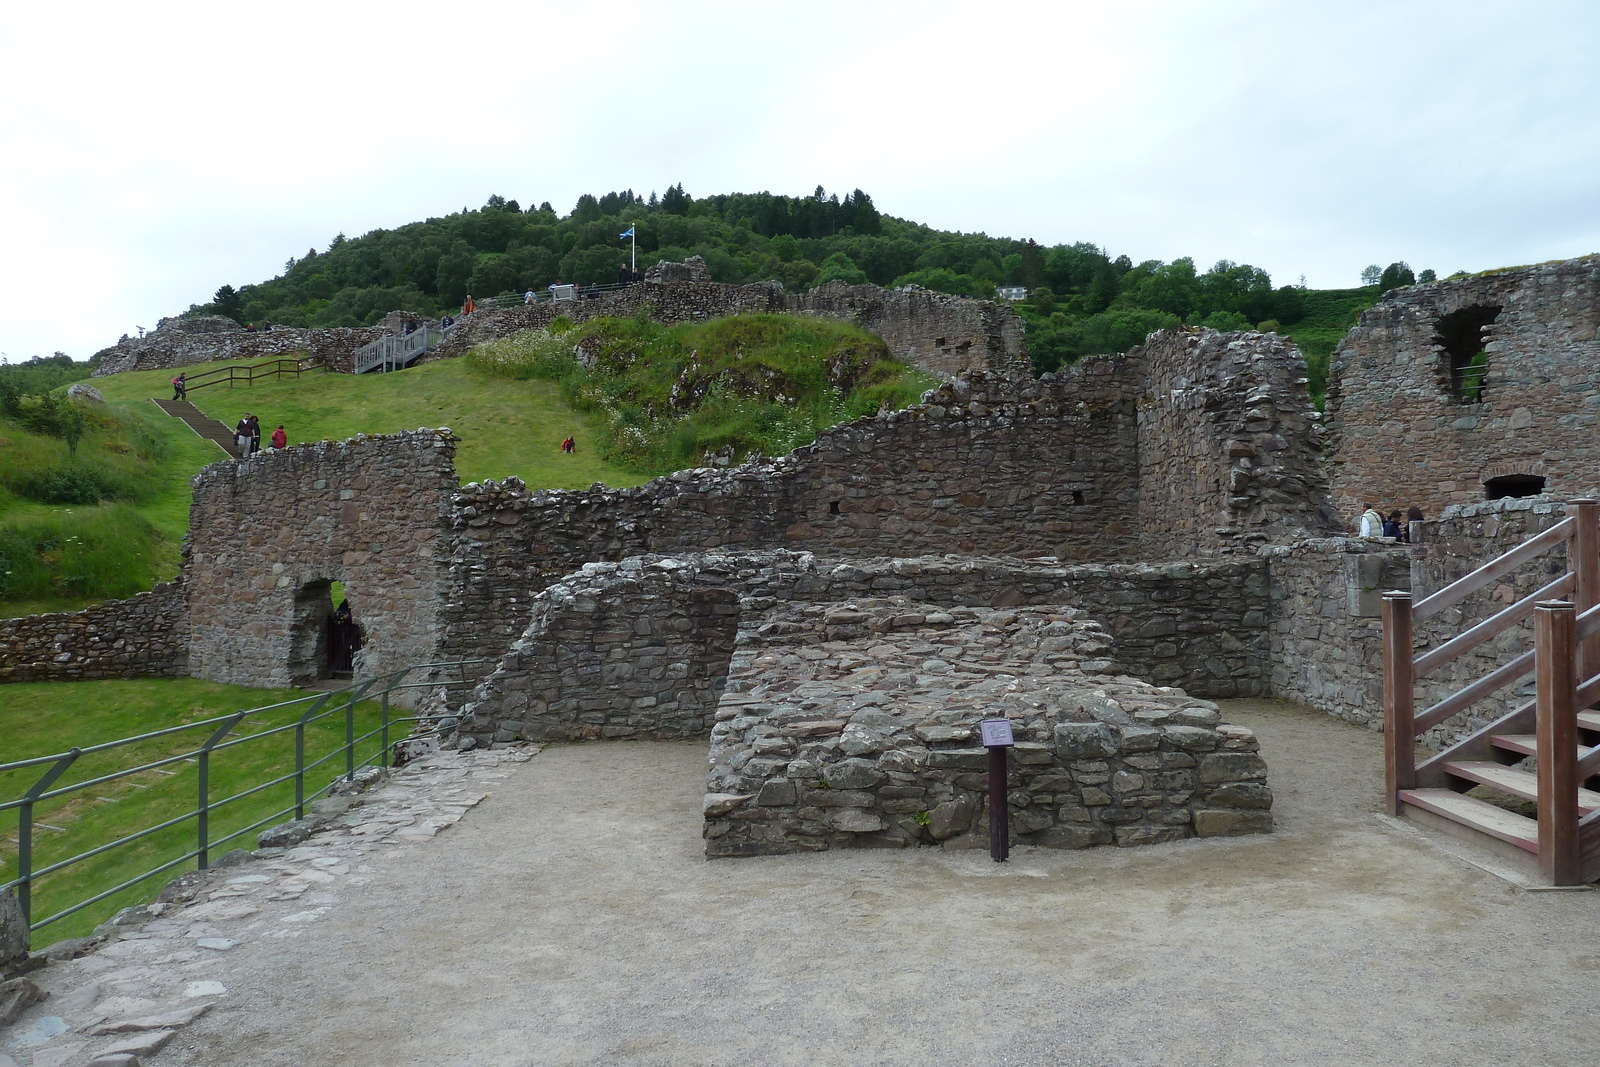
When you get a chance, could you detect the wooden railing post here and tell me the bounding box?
[1534,599,1581,885]
[1382,591,1415,815]
[1566,499,1599,681]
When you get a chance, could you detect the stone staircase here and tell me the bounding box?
[152,398,242,458]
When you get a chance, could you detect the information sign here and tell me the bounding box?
[978,718,1014,747]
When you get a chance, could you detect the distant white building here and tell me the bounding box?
[996,286,1029,301]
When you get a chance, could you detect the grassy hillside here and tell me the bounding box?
[470,313,936,471]
[0,357,645,618]
[1278,286,1380,406]
[0,677,390,944]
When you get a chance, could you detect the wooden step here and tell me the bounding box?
[1579,710,1600,732]
[1398,788,1539,853]
[1442,761,1600,813]
[1490,733,1599,760]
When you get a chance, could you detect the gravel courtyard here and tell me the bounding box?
[153,699,1598,1067]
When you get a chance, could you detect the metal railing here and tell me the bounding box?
[178,357,326,394]
[484,280,641,308]
[352,324,451,375]
[0,659,487,946]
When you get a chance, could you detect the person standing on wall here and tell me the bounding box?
[462,294,476,317]
[235,414,253,457]
[248,414,262,457]
[618,263,631,285]
[1359,502,1385,538]
[271,424,287,450]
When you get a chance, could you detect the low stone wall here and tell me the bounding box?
[0,582,189,683]
[93,316,385,376]
[1263,538,1410,729]
[454,550,1271,746]
[704,601,1271,856]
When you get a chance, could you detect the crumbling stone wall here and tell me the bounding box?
[435,369,1141,672]
[93,316,386,376]
[704,601,1271,856]
[1263,495,1574,742]
[1137,329,1340,557]
[96,278,1030,383]
[1325,256,1600,521]
[0,582,188,682]
[454,550,1271,747]
[184,430,458,689]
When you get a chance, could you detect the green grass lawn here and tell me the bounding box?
[94,357,646,491]
[0,677,396,947]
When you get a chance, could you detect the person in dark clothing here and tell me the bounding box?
[329,599,362,673]
[631,268,642,284]
[618,264,632,285]
[171,373,186,400]
[235,415,253,456]
[248,415,261,456]
[1383,511,1403,539]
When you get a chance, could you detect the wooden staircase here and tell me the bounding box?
[152,398,243,458]
[1384,499,1600,884]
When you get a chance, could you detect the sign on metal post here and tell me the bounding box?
[979,718,1014,862]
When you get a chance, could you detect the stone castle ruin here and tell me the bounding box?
[9,256,1600,859]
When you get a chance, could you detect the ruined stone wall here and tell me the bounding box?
[435,369,1141,669]
[1263,538,1410,729]
[1263,496,1574,741]
[96,279,1028,383]
[184,430,458,689]
[1137,329,1340,557]
[0,582,189,683]
[785,282,1031,378]
[93,316,384,376]
[1325,256,1600,521]
[454,550,1271,747]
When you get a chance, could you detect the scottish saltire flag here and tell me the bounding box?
[619,227,635,238]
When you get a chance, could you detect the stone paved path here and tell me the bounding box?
[2,747,534,1066]
[7,701,1600,1066]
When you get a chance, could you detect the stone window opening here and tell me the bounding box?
[1435,305,1501,403]
[1483,474,1546,500]
[828,500,840,515]
[1072,490,1084,506]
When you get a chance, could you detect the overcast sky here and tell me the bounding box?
[2,0,1597,362]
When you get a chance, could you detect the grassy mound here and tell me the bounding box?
[467,313,936,472]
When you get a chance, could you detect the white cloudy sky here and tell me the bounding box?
[2,0,1597,362]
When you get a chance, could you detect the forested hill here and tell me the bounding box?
[190,184,1386,384]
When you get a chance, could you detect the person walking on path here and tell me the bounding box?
[171,373,187,400]
[1359,502,1386,539]
[270,424,287,450]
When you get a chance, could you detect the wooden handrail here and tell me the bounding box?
[1413,572,1575,678]
[1413,647,1535,733]
[183,357,324,393]
[1412,517,1575,621]
[1383,592,1415,814]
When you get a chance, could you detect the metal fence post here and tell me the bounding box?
[17,750,81,930]
[345,692,357,780]
[294,694,332,821]
[196,713,245,870]
[380,690,391,768]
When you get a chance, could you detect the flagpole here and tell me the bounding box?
[631,228,636,273]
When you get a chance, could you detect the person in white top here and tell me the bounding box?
[1359,503,1386,538]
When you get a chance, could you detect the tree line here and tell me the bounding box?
[183,185,1409,373]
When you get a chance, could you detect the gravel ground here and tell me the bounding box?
[158,699,1599,1067]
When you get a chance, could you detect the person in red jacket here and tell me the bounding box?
[270,424,287,450]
